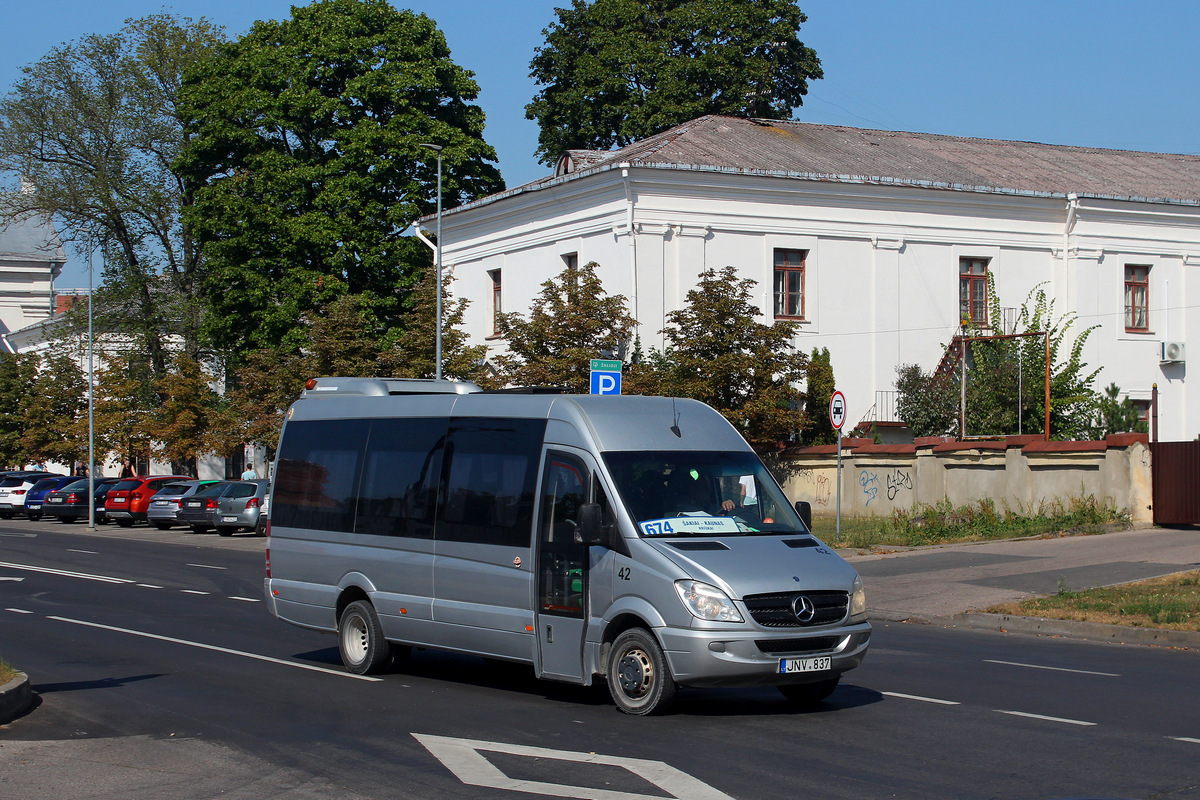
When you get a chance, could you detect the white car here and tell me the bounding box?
[0,472,57,519]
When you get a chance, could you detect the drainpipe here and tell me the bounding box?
[1062,193,1079,312]
[621,165,639,342]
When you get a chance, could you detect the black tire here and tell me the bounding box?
[190,525,209,534]
[254,519,267,537]
[152,522,172,530]
[0,512,12,520]
[606,628,676,716]
[59,516,77,524]
[216,526,235,537]
[117,519,133,528]
[27,513,42,521]
[778,676,840,706]
[96,517,109,525]
[338,600,390,675]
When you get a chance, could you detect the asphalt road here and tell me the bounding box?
[2,517,1199,800]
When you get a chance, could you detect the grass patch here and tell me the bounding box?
[986,570,1200,631]
[0,658,17,684]
[812,495,1128,549]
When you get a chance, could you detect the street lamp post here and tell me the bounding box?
[87,249,95,529]
[419,143,443,381]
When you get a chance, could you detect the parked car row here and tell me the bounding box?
[0,472,269,537]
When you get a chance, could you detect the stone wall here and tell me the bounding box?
[780,434,1152,523]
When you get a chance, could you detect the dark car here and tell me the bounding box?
[104,475,191,527]
[24,476,83,521]
[43,477,121,524]
[176,481,234,534]
[146,480,220,530]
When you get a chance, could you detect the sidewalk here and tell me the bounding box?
[839,526,1200,647]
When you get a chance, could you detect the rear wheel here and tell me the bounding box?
[117,519,133,528]
[152,522,172,530]
[59,516,77,524]
[27,513,42,521]
[606,628,676,716]
[0,512,13,520]
[215,526,235,537]
[338,600,390,675]
[189,525,209,534]
[778,676,840,706]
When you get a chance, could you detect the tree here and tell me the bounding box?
[392,267,493,384]
[526,0,823,163]
[641,266,807,449]
[801,347,836,445]
[91,357,159,465]
[0,15,226,369]
[0,353,37,468]
[1093,383,1148,437]
[178,0,504,362]
[20,353,88,468]
[894,363,958,438]
[151,354,222,475]
[494,260,637,392]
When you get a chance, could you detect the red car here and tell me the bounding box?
[103,475,191,527]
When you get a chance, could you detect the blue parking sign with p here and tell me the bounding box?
[590,359,623,395]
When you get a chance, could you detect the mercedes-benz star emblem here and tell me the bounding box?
[792,595,816,623]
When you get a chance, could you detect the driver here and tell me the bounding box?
[666,467,736,516]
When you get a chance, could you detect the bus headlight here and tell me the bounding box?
[675,580,743,622]
[849,575,868,622]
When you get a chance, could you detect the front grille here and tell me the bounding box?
[743,590,848,628]
[755,636,843,655]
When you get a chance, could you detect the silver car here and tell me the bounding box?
[214,479,269,536]
[147,480,220,530]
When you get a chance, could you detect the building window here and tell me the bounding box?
[773,249,806,319]
[959,258,989,326]
[488,269,502,335]
[1125,265,1150,331]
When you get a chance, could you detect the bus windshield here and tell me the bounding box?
[602,451,808,536]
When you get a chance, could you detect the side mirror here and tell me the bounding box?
[576,503,607,547]
[794,500,812,532]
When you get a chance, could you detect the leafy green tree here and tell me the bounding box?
[0,15,225,369]
[526,0,823,163]
[178,0,504,362]
[640,266,807,448]
[801,347,836,445]
[894,363,958,438]
[151,354,222,475]
[494,260,637,392]
[0,354,38,467]
[20,353,88,468]
[1092,383,1148,437]
[393,267,493,385]
[92,357,158,467]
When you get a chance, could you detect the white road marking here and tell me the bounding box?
[882,691,960,705]
[0,561,133,584]
[229,596,260,603]
[414,733,735,800]
[137,584,163,589]
[0,577,25,582]
[181,590,210,595]
[67,549,98,555]
[46,615,380,682]
[5,608,33,614]
[996,710,1096,726]
[1169,737,1200,744]
[187,564,228,570]
[984,659,1119,677]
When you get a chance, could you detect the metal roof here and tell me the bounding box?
[431,116,1200,221]
[0,196,66,263]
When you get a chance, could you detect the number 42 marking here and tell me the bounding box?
[617,566,631,581]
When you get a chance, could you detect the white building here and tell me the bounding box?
[0,197,65,353]
[431,115,1200,440]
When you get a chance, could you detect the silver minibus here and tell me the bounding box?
[264,378,870,715]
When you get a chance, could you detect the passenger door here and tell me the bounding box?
[534,450,593,682]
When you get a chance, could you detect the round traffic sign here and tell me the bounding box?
[829,390,847,430]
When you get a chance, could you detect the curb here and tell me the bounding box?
[0,671,32,725]
[871,610,1200,649]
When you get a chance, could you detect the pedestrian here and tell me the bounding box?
[119,459,133,478]
[241,463,257,480]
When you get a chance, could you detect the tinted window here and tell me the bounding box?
[0,478,22,488]
[60,479,89,491]
[155,484,191,497]
[355,418,447,538]
[438,418,545,547]
[193,483,229,497]
[112,480,141,491]
[273,419,369,533]
[225,483,256,499]
[30,479,59,492]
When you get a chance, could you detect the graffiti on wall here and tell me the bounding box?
[859,470,879,506]
[886,469,913,501]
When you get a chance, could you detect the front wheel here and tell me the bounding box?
[606,628,676,715]
[338,600,391,675]
[778,676,840,706]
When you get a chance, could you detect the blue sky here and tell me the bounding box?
[4,0,1198,288]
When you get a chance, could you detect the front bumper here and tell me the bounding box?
[654,622,872,688]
